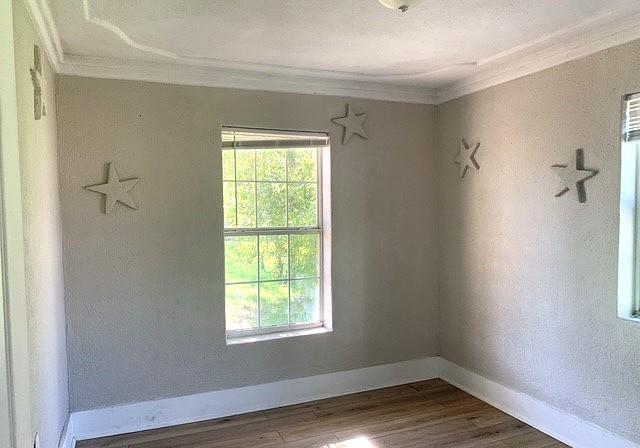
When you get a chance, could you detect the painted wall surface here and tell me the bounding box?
[56,76,439,410]
[12,0,69,446]
[436,40,640,443]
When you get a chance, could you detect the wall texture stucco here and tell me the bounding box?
[436,39,640,443]
[55,33,640,445]
[12,0,69,446]
[56,77,439,410]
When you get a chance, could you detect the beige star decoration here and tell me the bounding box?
[85,163,140,214]
[454,139,480,178]
[332,104,368,145]
[30,45,47,120]
[551,148,598,203]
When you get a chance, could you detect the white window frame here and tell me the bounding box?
[222,127,332,343]
[618,93,640,322]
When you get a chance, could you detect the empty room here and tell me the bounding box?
[2,0,640,447]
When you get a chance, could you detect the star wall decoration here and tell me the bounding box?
[551,148,598,203]
[29,45,47,120]
[332,104,368,145]
[85,163,140,214]
[454,139,480,178]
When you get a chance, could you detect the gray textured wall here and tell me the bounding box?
[13,1,69,446]
[57,76,439,411]
[436,40,640,443]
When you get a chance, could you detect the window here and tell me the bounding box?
[221,127,332,341]
[618,93,640,321]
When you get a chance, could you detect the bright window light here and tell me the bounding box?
[221,127,332,341]
[332,437,376,447]
[618,93,640,321]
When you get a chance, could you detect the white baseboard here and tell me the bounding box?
[67,357,441,444]
[438,359,638,448]
[60,356,639,448]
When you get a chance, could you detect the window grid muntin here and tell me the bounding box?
[223,129,325,336]
[286,176,291,320]
[254,142,260,325]
[223,180,318,184]
[224,230,322,331]
[226,276,320,286]
[623,141,640,315]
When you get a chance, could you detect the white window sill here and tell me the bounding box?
[226,326,332,345]
[618,315,640,325]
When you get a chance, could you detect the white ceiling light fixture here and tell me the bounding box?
[377,0,426,13]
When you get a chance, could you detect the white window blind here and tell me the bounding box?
[222,128,329,149]
[623,92,640,142]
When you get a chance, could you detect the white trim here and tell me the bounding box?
[226,326,331,345]
[58,54,437,104]
[1,1,33,447]
[22,0,64,70]
[61,357,640,448]
[35,1,640,104]
[438,359,639,448]
[618,139,638,319]
[67,357,441,442]
[618,315,640,326]
[78,0,447,83]
[319,141,332,331]
[0,3,18,446]
[21,2,640,104]
[58,415,75,448]
[435,7,640,104]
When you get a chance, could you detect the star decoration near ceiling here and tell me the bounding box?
[454,139,480,178]
[29,45,47,120]
[551,148,598,203]
[85,163,140,214]
[332,104,368,145]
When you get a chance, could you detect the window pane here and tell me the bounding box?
[222,128,328,337]
[222,150,235,181]
[226,283,258,330]
[223,181,236,228]
[257,182,286,227]
[256,149,286,181]
[288,183,317,227]
[288,148,317,182]
[236,149,255,181]
[290,279,319,324]
[224,236,258,283]
[259,235,289,281]
[290,234,319,278]
[237,182,256,227]
[260,281,289,327]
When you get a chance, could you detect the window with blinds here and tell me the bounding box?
[618,93,640,320]
[623,93,640,142]
[221,127,332,341]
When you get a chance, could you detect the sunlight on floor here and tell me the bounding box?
[331,436,376,447]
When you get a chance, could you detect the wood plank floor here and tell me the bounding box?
[77,379,568,448]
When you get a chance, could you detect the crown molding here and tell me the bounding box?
[24,0,640,105]
[80,0,442,83]
[22,0,64,71]
[435,7,640,104]
[58,54,438,104]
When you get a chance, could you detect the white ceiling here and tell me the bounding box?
[31,0,640,103]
